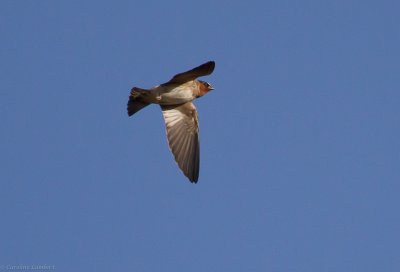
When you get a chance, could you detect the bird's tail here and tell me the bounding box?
[127,87,151,116]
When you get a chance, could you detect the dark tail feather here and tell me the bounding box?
[127,87,151,116]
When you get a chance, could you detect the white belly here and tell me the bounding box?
[152,84,196,105]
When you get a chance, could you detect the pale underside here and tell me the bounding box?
[147,81,198,105]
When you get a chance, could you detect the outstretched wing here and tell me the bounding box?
[161,102,200,183]
[163,61,215,85]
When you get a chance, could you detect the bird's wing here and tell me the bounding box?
[164,61,215,85]
[161,102,200,183]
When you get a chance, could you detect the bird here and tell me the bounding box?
[127,61,215,183]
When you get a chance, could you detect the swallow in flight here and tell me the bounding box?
[127,61,215,183]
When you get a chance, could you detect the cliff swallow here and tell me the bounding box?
[127,61,215,183]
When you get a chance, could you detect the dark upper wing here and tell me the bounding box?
[161,102,200,183]
[163,61,215,85]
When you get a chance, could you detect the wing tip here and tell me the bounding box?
[189,179,198,184]
[203,60,215,75]
[188,171,199,183]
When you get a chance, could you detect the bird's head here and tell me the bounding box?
[199,80,214,91]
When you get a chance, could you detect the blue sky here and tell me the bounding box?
[1,0,399,271]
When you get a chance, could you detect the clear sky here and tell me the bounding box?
[1,1,399,271]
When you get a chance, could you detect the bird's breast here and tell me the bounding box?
[152,85,196,105]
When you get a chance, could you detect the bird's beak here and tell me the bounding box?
[209,85,214,91]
